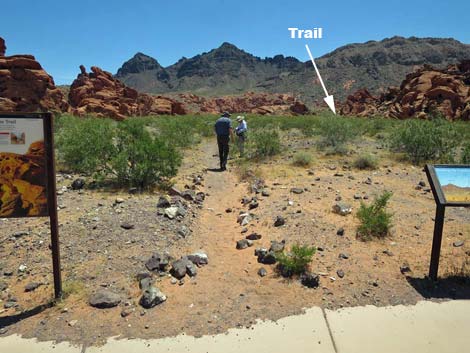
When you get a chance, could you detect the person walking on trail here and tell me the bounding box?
[214,111,234,171]
[235,116,247,157]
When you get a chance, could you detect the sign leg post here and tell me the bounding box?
[429,205,445,281]
[45,114,62,299]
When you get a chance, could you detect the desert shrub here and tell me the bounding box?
[56,116,181,189]
[111,119,181,189]
[353,154,378,170]
[248,129,281,158]
[61,280,86,299]
[461,145,470,164]
[388,119,458,165]
[276,244,316,277]
[361,117,397,137]
[152,116,202,148]
[55,116,116,173]
[293,151,313,167]
[356,191,393,240]
[279,116,317,137]
[315,116,359,154]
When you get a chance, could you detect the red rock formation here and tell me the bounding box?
[340,89,379,117]
[382,62,470,120]
[0,37,69,113]
[0,37,5,56]
[0,140,48,217]
[69,66,186,120]
[341,61,470,121]
[176,92,308,116]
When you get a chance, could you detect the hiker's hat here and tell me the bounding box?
[236,116,244,122]
[222,111,231,117]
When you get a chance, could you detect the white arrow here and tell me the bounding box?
[305,44,336,114]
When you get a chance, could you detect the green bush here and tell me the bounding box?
[356,191,393,240]
[315,116,359,154]
[361,118,398,137]
[276,244,316,277]
[353,154,378,170]
[388,119,458,165]
[56,116,181,189]
[249,129,281,158]
[55,115,116,173]
[152,116,202,148]
[461,145,470,164]
[112,119,181,189]
[293,152,313,167]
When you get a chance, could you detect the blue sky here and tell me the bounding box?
[2,0,470,84]
[437,168,470,188]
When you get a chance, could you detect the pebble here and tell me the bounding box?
[120,223,135,230]
[274,216,285,227]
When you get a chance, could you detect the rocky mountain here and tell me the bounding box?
[116,42,303,96]
[115,37,470,103]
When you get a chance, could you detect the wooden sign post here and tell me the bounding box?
[0,113,62,298]
[425,164,470,281]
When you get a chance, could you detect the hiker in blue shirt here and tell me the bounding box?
[235,116,247,157]
[214,111,234,171]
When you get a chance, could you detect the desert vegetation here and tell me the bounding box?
[55,113,470,189]
[356,191,394,241]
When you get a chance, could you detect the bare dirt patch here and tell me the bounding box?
[1,136,469,346]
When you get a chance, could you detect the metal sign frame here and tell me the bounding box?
[425,164,470,281]
[0,112,62,298]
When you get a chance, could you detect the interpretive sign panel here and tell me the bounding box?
[0,113,62,298]
[0,115,49,217]
[425,164,470,281]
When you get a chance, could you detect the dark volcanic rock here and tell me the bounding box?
[258,250,277,265]
[301,272,320,288]
[89,290,121,308]
[140,286,166,309]
[170,258,195,279]
[71,178,86,190]
[236,239,253,250]
[145,253,171,272]
[187,252,209,266]
[274,216,285,227]
[246,233,262,241]
[157,196,171,208]
[269,240,286,253]
[24,282,42,292]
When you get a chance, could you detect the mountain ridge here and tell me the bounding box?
[115,36,470,102]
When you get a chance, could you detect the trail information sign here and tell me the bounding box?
[425,164,470,280]
[0,113,62,298]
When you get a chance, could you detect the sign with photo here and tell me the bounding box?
[425,164,470,280]
[435,167,470,204]
[0,115,49,217]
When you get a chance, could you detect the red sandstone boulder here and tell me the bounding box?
[69,66,187,119]
[0,37,6,56]
[341,61,470,121]
[0,37,69,113]
[340,89,379,117]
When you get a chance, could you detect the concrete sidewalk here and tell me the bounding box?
[1,300,469,353]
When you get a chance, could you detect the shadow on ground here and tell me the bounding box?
[207,168,224,173]
[0,301,54,329]
[407,276,470,300]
